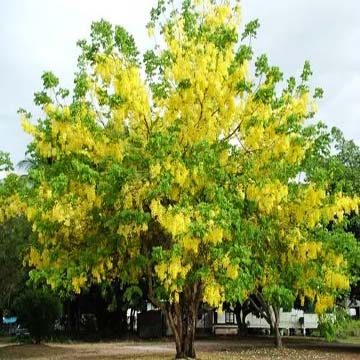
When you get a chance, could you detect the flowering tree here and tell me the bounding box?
[11,0,360,357]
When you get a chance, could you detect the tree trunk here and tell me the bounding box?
[144,234,202,359]
[272,305,282,349]
[234,302,247,336]
[274,324,282,348]
[129,308,135,333]
[147,276,202,359]
[249,293,273,333]
[234,302,242,335]
[165,289,199,359]
[250,293,283,347]
[171,312,196,359]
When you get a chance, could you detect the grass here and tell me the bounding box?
[336,336,360,345]
[0,336,13,344]
[334,319,360,345]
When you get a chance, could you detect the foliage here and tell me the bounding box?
[13,288,62,343]
[317,307,359,342]
[0,170,31,312]
[262,286,295,313]
[331,127,360,195]
[305,127,360,300]
[20,0,358,310]
[0,215,31,310]
[0,151,14,172]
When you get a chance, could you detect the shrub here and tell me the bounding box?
[318,307,360,342]
[13,288,62,343]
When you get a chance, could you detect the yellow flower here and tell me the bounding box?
[150,163,162,179]
[204,227,223,244]
[203,280,224,308]
[72,274,87,294]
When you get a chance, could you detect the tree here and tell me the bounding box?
[0,215,31,321]
[239,121,360,347]
[308,127,360,301]
[12,1,359,357]
[0,158,31,323]
[242,225,358,347]
[0,151,14,173]
[331,127,360,195]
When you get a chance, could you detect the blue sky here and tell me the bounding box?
[1,0,359,169]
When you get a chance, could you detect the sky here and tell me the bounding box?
[1,0,359,169]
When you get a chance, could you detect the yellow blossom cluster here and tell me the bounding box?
[120,182,150,211]
[203,278,224,308]
[213,255,239,280]
[294,241,322,263]
[204,226,224,244]
[150,199,191,237]
[29,247,63,273]
[315,295,334,314]
[280,186,325,228]
[94,55,150,136]
[155,257,191,298]
[0,194,25,222]
[180,235,200,254]
[324,270,349,290]
[25,180,103,261]
[91,259,113,283]
[20,116,38,137]
[117,222,148,240]
[247,181,288,214]
[72,274,87,294]
[157,9,247,148]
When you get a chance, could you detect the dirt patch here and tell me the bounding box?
[0,341,175,359]
[0,337,358,360]
[0,344,71,359]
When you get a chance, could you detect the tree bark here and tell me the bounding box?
[162,283,201,359]
[143,234,202,358]
[167,306,196,359]
[234,302,242,335]
[272,305,282,348]
[234,302,248,336]
[129,308,135,333]
[147,267,202,359]
[251,293,284,347]
[249,293,273,331]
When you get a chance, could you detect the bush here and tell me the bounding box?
[13,288,62,343]
[318,313,338,341]
[318,307,360,342]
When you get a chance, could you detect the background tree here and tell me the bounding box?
[0,159,31,324]
[308,127,360,302]
[0,151,14,173]
[0,216,31,322]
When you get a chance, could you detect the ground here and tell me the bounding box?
[0,337,359,359]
